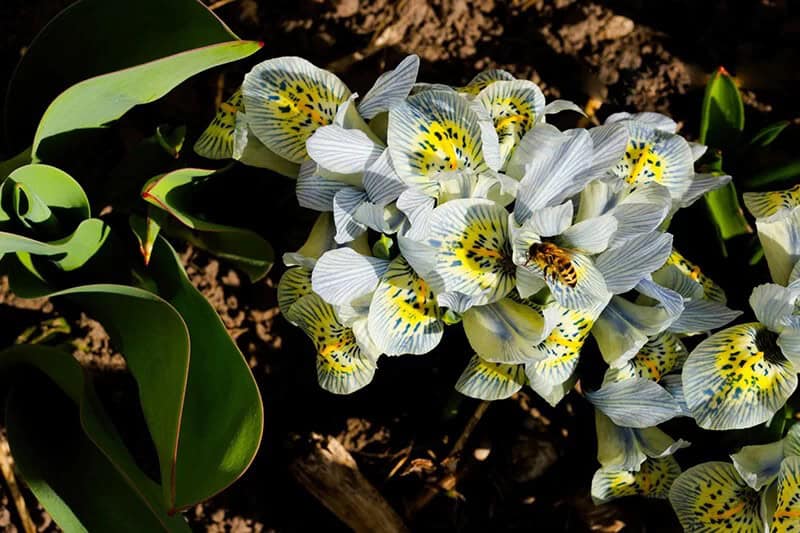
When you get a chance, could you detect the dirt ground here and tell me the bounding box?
[1,0,799,531]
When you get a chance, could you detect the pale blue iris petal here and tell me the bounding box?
[749,283,799,333]
[731,440,785,491]
[332,187,368,244]
[357,55,420,120]
[595,231,673,294]
[311,247,389,305]
[558,214,618,255]
[586,377,684,428]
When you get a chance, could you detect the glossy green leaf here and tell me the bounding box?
[0,218,110,271]
[32,40,262,158]
[751,120,790,147]
[699,67,745,150]
[52,284,191,511]
[142,168,274,281]
[0,344,190,532]
[747,159,800,188]
[0,164,90,236]
[698,70,751,244]
[131,221,264,510]
[4,0,241,150]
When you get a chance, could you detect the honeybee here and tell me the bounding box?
[526,242,578,288]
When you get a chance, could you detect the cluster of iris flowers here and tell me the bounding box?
[195,54,800,530]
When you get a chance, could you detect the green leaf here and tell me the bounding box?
[0,218,110,271]
[699,67,745,150]
[0,164,90,236]
[0,344,190,532]
[33,40,262,158]
[4,0,242,150]
[750,120,790,147]
[131,220,264,510]
[697,71,752,243]
[142,168,274,281]
[705,182,752,244]
[51,284,191,511]
[746,159,800,188]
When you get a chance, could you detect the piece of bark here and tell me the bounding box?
[289,433,408,533]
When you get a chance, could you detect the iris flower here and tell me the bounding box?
[744,184,800,286]
[277,213,381,394]
[669,424,800,532]
[682,268,800,430]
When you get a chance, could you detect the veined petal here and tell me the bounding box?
[311,248,389,305]
[558,214,618,255]
[277,266,312,317]
[368,256,443,356]
[785,425,800,458]
[592,457,681,504]
[586,377,684,428]
[332,188,368,244]
[755,207,800,286]
[584,123,629,183]
[772,456,800,532]
[680,172,731,208]
[604,331,688,383]
[608,182,672,247]
[637,426,690,460]
[306,125,384,175]
[595,410,646,471]
[463,295,554,364]
[731,440,785,491]
[593,299,649,367]
[666,248,727,303]
[283,214,337,269]
[458,69,515,95]
[743,184,800,223]
[364,150,407,205]
[660,374,691,417]
[286,294,376,394]
[778,329,800,369]
[357,55,420,119]
[476,80,546,170]
[232,113,300,177]
[194,88,242,159]
[396,187,435,240]
[750,283,799,332]
[526,202,574,238]
[243,56,351,163]
[595,231,673,294]
[613,122,694,197]
[669,462,764,533]
[542,99,585,117]
[669,299,743,335]
[526,369,576,407]
[512,125,593,221]
[388,90,489,188]
[455,354,526,401]
[428,198,515,304]
[683,323,798,431]
[296,161,347,211]
[515,265,547,298]
[606,111,678,134]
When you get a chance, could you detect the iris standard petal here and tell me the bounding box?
[357,54,420,120]
[731,440,785,491]
[586,377,684,428]
[311,247,389,305]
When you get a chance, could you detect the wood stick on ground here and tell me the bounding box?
[289,433,409,533]
[0,433,36,533]
[406,400,490,518]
